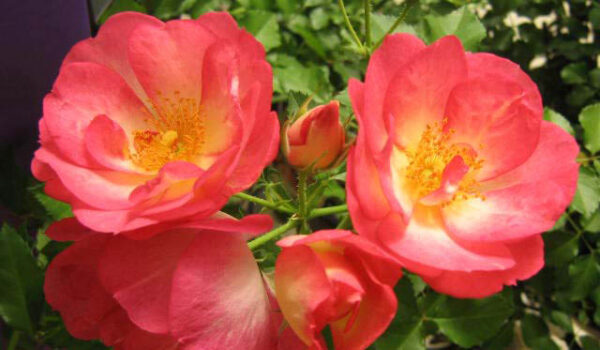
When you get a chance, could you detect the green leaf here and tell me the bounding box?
[481,321,514,350]
[521,314,560,350]
[33,190,73,221]
[582,336,600,350]
[566,255,600,301]
[579,104,600,154]
[0,224,44,334]
[583,210,600,233]
[560,62,589,85]
[287,15,328,59]
[271,54,332,102]
[570,167,600,217]
[426,292,514,348]
[370,13,417,40]
[239,10,281,51]
[375,278,425,350]
[309,7,330,30]
[98,0,147,24]
[543,107,574,136]
[424,6,486,51]
[544,231,579,266]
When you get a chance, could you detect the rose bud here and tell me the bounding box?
[283,100,345,170]
[274,230,402,350]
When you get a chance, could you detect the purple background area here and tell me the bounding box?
[0,0,91,168]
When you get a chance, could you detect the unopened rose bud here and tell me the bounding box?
[283,100,345,170]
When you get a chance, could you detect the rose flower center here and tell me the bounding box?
[404,119,484,205]
[130,91,206,172]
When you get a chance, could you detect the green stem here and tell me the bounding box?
[373,1,414,49]
[336,214,352,229]
[364,0,372,48]
[7,331,20,350]
[297,171,311,233]
[233,192,295,214]
[337,0,365,54]
[248,218,299,250]
[309,204,348,219]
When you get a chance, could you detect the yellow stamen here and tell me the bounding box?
[130,92,206,172]
[404,119,484,205]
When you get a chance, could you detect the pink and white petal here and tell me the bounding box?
[44,235,115,340]
[226,110,279,193]
[99,230,197,334]
[128,19,214,105]
[129,161,203,204]
[363,34,426,152]
[275,245,333,348]
[422,235,544,298]
[445,77,541,180]
[385,36,467,148]
[64,11,162,101]
[85,115,134,172]
[114,326,179,350]
[44,62,149,166]
[443,121,579,242]
[330,278,396,350]
[34,148,143,210]
[45,218,96,242]
[122,212,273,240]
[196,12,265,62]
[467,53,542,115]
[346,145,392,223]
[170,231,277,350]
[378,207,515,272]
[420,156,469,206]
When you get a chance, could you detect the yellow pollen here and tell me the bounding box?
[130,92,206,172]
[404,119,485,205]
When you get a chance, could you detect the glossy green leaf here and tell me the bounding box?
[580,104,600,154]
[424,6,486,51]
[426,292,514,348]
[0,225,43,334]
[571,167,600,217]
[375,279,425,350]
[239,10,281,51]
[543,107,575,136]
[565,255,600,301]
[521,314,560,350]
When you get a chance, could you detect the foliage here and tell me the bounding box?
[1,0,600,349]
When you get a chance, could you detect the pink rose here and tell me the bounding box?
[283,101,345,169]
[32,12,279,233]
[44,215,281,350]
[347,33,579,298]
[274,230,402,349]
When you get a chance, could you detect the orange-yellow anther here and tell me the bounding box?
[130,93,206,172]
[405,119,484,204]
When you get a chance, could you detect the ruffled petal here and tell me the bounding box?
[385,36,467,148]
[99,230,197,334]
[422,235,544,298]
[170,232,277,350]
[443,121,579,242]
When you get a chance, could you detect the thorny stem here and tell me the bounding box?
[309,204,349,219]
[233,192,295,214]
[248,218,299,250]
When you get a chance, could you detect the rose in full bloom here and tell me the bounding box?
[32,12,279,233]
[44,215,282,350]
[282,101,345,170]
[274,230,403,349]
[347,34,579,298]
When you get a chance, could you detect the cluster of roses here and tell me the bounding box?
[33,11,579,350]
